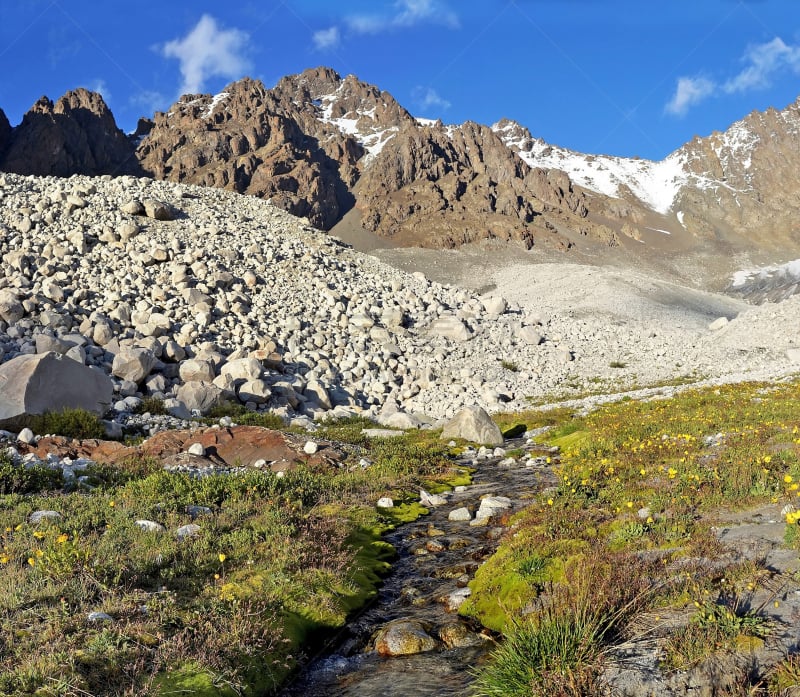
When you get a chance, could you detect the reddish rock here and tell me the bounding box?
[120,426,342,471]
[16,426,342,473]
[18,437,128,462]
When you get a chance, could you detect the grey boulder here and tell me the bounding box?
[111,348,156,384]
[440,405,503,446]
[176,382,228,414]
[0,352,113,428]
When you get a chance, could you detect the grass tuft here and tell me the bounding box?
[19,408,106,440]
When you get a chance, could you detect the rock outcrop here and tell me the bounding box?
[136,74,360,230]
[673,99,800,247]
[0,108,11,158]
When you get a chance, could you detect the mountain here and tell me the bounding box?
[134,67,600,250]
[1,67,799,260]
[492,100,800,253]
[1,88,140,177]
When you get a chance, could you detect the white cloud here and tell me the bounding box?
[89,79,111,102]
[413,86,451,112]
[394,0,459,29]
[665,76,716,117]
[665,36,800,116]
[346,0,459,35]
[313,26,340,50]
[161,14,251,96]
[723,37,800,93]
[130,90,169,115]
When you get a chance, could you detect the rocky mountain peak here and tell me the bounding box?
[29,95,55,115]
[671,96,800,245]
[55,87,112,116]
[137,74,361,230]
[1,88,138,177]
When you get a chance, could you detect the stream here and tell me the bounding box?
[280,437,557,696]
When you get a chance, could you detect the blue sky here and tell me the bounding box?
[1,1,799,160]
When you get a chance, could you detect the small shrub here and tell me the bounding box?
[769,654,800,693]
[203,402,285,430]
[134,396,167,416]
[501,360,519,372]
[0,457,63,494]
[664,592,770,670]
[517,554,549,580]
[20,408,106,440]
[609,361,626,369]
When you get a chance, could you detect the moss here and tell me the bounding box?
[378,501,429,524]
[459,543,540,632]
[153,663,239,697]
[422,467,474,494]
[548,430,589,451]
[460,568,535,632]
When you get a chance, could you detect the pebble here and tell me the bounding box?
[87,612,114,623]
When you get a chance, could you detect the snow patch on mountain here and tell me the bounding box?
[708,120,759,172]
[313,87,400,162]
[492,120,689,214]
[731,259,800,288]
[203,91,229,119]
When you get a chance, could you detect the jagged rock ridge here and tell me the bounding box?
[1,88,140,177]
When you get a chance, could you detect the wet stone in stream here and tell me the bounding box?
[280,438,559,697]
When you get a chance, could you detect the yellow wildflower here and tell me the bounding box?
[218,553,227,563]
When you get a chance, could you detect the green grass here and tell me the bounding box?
[0,422,459,695]
[201,401,287,430]
[468,379,800,695]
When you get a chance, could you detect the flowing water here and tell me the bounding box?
[280,439,557,697]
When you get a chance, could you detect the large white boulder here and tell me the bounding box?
[440,405,503,446]
[0,352,113,427]
[111,348,156,384]
[176,382,228,415]
[428,316,473,342]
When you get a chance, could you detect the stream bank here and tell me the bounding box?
[280,437,557,696]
